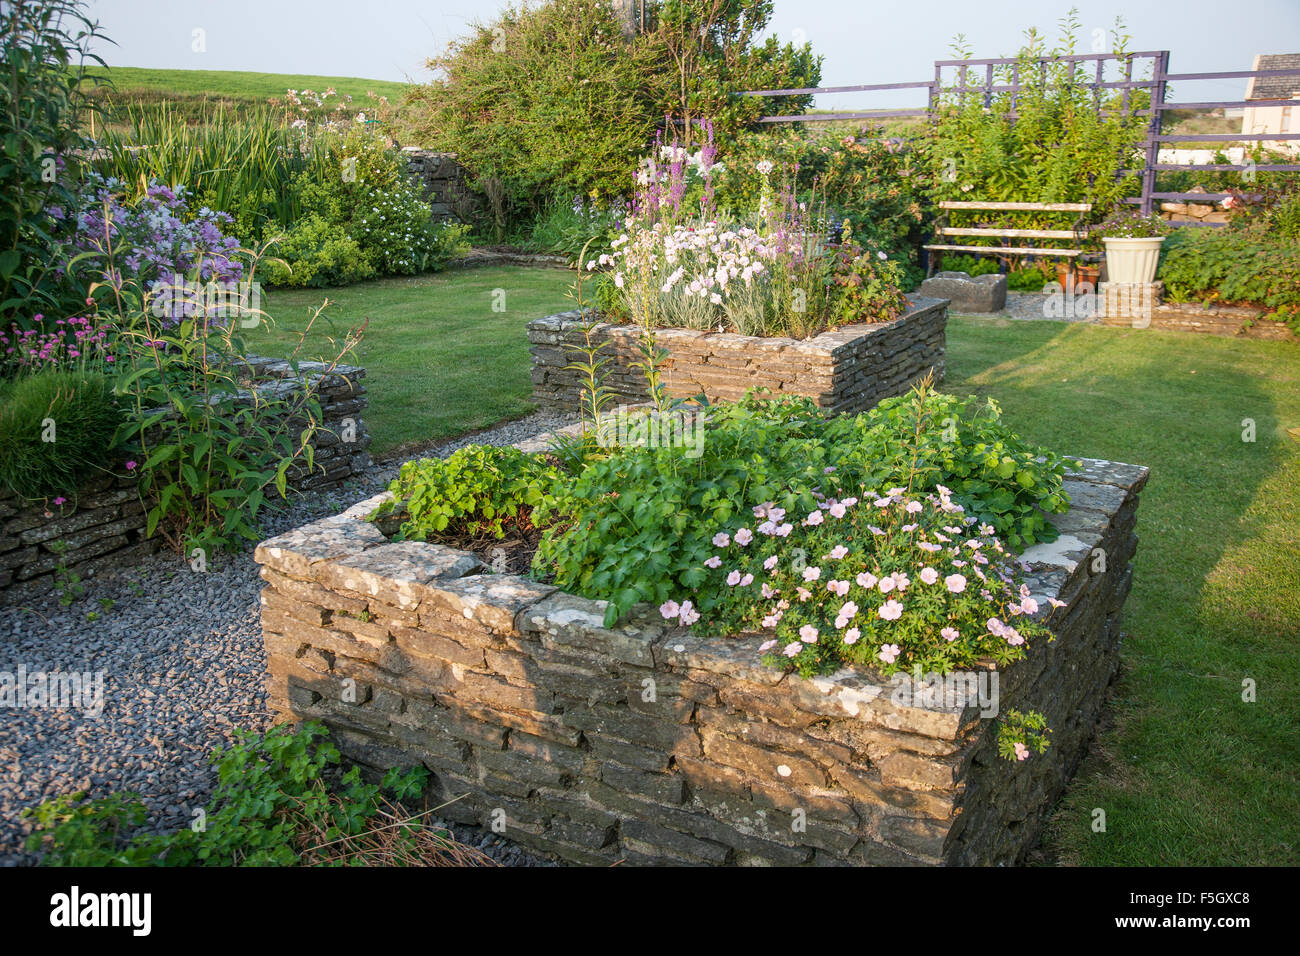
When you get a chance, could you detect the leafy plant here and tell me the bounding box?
[1097,212,1169,239]
[0,368,121,498]
[378,445,565,542]
[666,484,1059,678]
[1158,227,1300,331]
[23,722,488,867]
[997,708,1052,761]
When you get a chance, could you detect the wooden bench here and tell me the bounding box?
[924,201,1093,277]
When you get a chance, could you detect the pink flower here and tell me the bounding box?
[856,572,877,590]
[878,599,904,621]
[799,624,819,643]
[804,510,824,527]
[796,586,812,602]
[783,642,803,658]
[678,601,700,626]
[893,573,911,592]
[775,523,793,537]
[740,573,754,587]
[843,627,861,645]
[827,545,849,560]
[906,500,923,514]
[759,639,777,652]
[52,496,67,506]
[763,555,778,571]
[704,555,722,569]
[659,600,681,619]
[827,579,849,597]
[944,574,967,594]
[761,614,781,628]
[712,532,730,547]
[757,520,776,535]
[1019,596,1039,615]
[1013,742,1030,761]
[941,626,959,642]
[726,570,742,586]
[878,575,896,594]
[878,643,901,664]
[919,567,939,585]
[761,583,777,598]
[1047,597,1067,609]
[125,460,138,471]
[802,566,821,582]
[734,527,753,546]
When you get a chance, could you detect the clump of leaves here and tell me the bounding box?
[23,722,491,866]
[997,708,1052,762]
[377,444,567,541]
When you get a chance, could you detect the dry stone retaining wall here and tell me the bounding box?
[528,296,948,415]
[0,358,370,606]
[402,149,479,222]
[254,456,1147,866]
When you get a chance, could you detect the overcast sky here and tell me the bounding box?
[84,0,1300,109]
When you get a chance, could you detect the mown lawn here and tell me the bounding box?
[944,315,1300,866]
[256,266,1299,864]
[252,266,577,456]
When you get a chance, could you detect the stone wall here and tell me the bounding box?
[528,296,949,416]
[402,149,479,223]
[1098,287,1297,341]
[254,456,1147,866]
[0,358,370,606]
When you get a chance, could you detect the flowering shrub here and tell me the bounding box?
[592,138,907,338]
[666,484,1060,678]
[0,316,112,373]
[534,380,1074,625]
[997,709,1052,762]
[68,178,245,322]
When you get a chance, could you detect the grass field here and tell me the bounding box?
[253,267,1300,865]
[253,266,578,456]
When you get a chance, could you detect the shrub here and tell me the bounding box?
[378,445,566,541]
[23,722,490,867]
[533,380,1075,626]
[1158,227,1300,331]
[666,484,1058,678]
[0,369,122,499]
[263,215,375,288]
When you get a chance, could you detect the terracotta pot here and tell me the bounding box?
[1055,261,1074,291]
[1076,264,1101,288]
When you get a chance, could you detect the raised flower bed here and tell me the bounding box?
[254,448,1147,866]
[529,295,948,414]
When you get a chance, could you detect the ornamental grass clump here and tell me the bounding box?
[668,483,1063,678]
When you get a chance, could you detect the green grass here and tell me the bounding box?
[83,66,408,102]
[251,267,577,456]
[253,266,1299,864]
[945,314,1300,866]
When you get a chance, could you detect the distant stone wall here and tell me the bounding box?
[0,358,370,606]
[1098,285,1297,341]
[254,456,1147,866]
[402,149,480,223]
[528,296,948,415]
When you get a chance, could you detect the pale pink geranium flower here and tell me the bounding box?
[726,570,742,586]
[827,545,849,560]
[760,583,778,599]
[878,574,896,594]
[734,527,753,546]
[1019,596,1039,615]
[878,599,904,621]
[919,567,939,585]
[783,642,803,658]
[1047,597,1067,609]
[843,627,861,645]
[906,500,923,514]
[856,572,878,590]
[739,573,754,586]
[659,600,680,619]
[804,510,824,527]
[827,579,850,597]
[796,586,812,602]
[763,555,778,571]
[1013,742,1030,761]
[757,520,777,535]
[941,626,959,642]
[775,523,794,537]
[944,573,967,594]
[829,502,847,519]
[802,566,821,582]
[799,624,819,643]
[679,601,700,626]
[893,573,911,592]
[712,532,730,547]
[705,555,722,569]
[878,643,901,664]
[759,639,777,652]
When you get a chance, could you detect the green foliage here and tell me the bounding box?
[715,128,936,285]
[266,127,468,284]
[997,708,1052,761]
[0,369,121,498]
[0,0,106,325]
[929,10,1147,222]
[407,0,820,238]
[379,445,565,541]
[1158,227,1300,331]
[1097,212,1168,238]
[534,380,1076,626]
[263,214,375,287]
[23,722,432,866]
[521,198,624,265]
[932,253,1051,292]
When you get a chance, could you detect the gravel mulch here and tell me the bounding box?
[952,291,1101,323]
[0,410,576,867]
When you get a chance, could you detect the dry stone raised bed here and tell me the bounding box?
[253,452,1147,866]
[529,295,948,415]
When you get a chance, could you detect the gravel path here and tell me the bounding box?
[952,291,1101,323]
[0,410,576,866]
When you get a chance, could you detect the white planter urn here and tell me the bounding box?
[1102,236,1165,284]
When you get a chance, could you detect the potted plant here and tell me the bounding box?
[1099,213,1169,284]
[1075,235,1102,288]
